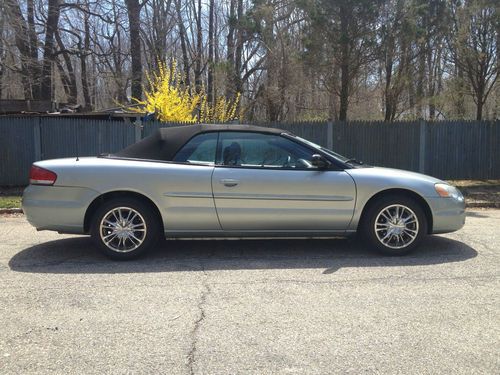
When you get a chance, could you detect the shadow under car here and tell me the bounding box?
[8,235,477,275]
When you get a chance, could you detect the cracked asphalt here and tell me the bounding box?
[0,210,499,374]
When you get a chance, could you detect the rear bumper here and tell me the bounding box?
[426,196,466,234]
[22,185,99,234]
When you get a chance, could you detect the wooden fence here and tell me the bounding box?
[1,117,499,185]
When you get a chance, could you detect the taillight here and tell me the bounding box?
[29,165,57,185]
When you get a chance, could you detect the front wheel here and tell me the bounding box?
[91,198,160,260]
[361,196,428,255]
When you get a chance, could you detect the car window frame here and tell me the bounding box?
[169,130,347,170]
[171,131,220,166]
[214,131,344,171]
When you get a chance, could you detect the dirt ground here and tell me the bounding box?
[449,180,500,208]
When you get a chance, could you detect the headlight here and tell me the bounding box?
[435,183,463,200]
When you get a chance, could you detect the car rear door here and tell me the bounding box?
[211,132,356,232]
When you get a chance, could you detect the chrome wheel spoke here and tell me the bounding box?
[103,231,117,239]
[130,222,144,229]
[100,207,147,253]
[103,221,117,229]
[404,231,416,240]
[376,223,389,232]
[125,210,133,222]
[381,232,392,242]
[374,204,419,249]
[129,233,142,245]
[103,232,117,243]
[380,212,392,222]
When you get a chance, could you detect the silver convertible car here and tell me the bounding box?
[23,124,465,259]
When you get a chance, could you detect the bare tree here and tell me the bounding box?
[125,0,143,100]
[379,0,417,121]
[0,0,496,120]
[4,0,38,99]
[449,0,498,120]
[207,0,215,105]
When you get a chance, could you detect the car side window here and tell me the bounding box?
[173,132,218,165]
[216,132,319,169]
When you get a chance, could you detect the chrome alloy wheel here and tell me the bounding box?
[374,204,419,249]
[99,207,147,253]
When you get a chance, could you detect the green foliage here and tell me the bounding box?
[0,196,21,209]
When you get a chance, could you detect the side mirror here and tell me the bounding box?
[311,154,330,169]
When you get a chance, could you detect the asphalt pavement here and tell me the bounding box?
[0,210,499,374]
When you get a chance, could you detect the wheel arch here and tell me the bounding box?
[358,188,433,234]
[84,190,164,234]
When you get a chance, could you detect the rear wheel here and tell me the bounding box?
[361,195,428,255]
[91,198,160,260]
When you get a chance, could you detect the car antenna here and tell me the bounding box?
[74,127,79,161]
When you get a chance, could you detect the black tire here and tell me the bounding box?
[361,195,428,256]
[90,197,160,260]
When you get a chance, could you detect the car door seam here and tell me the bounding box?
[209,131,224,230]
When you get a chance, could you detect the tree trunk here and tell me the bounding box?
[125,0,142,101]
[5,0,37,99]
[384,54,393,122]
[329,87,338,121]
[455,63,466,119]
[194,0,203,93]
[81,9,92,110]
[207,0,215,106]
[26,0,37,62]
[226,0,236,98]
[55,30,78,104]
[40,0,60,101]
[26,0,40,94]
[496,20,500,119]
[234,0,244,95]
[175,0,190,87]
[338,5,349,122]
[0,13,4,99]
[476,100,483,120]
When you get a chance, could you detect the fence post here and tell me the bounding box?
[33,117,42,161]
[418,119,426,173]
[327,119,334,150]
[135,117,142,141]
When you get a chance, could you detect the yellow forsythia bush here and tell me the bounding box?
[130,60,240,123]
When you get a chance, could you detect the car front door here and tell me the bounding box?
[211,132,356,232]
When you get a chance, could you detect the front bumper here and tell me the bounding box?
[22,185,99,234]
[426,196,466,234]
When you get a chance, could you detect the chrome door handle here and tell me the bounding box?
[220,179,239,187]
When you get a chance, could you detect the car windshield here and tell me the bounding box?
[289,135,351,163]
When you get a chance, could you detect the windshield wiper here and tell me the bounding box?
[345,158,364,165]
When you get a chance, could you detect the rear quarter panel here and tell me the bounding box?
[28,157,220,233]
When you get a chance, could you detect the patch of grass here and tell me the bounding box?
[0,195,22,209]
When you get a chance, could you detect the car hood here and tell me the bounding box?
[345,166,447,198]
[349,166,444,183]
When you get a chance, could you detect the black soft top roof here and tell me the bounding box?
[113,123,288,161]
